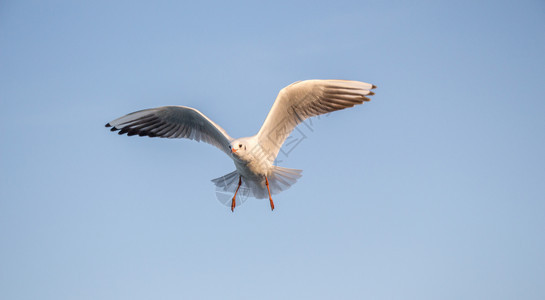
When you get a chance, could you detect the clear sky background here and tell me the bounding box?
[1,1,544,299]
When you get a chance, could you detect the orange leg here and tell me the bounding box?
[231,176,242,212]
[265,176,274,211]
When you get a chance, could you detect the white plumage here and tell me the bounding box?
[106,79,376,211]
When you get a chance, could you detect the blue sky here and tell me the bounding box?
[1,0,544,299]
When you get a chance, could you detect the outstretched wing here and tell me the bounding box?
[256,80,376,160]
[106,106,233,155]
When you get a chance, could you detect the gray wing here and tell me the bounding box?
[256,80,376,160]
[106,106,233,155]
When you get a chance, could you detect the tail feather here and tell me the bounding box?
[211,166,303,203]
[211,170,251,206]
[211,170,239,191]
[267,166,302,195]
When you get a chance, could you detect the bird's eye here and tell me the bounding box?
[229,145,231,149]
[239,144,242,148]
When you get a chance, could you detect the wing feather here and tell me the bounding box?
[106,106,233,155]
[256,79,376,160]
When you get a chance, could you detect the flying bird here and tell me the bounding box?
[106,79,376,211]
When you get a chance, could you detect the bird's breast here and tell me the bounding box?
[233,156,272,180]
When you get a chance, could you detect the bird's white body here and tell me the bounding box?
[231,137,271,189]
[106,79,376,209]
[212,136,303,200]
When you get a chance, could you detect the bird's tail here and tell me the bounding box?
[266,166,303,197]
[211,166,303,205]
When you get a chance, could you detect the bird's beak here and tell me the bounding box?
[231,148,237,153]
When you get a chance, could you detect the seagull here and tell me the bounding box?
[106,79,376,211]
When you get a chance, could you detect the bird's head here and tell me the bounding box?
[230,138,258,162]
[229,139,247,156]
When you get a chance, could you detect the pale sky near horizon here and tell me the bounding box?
[1,1,544,299]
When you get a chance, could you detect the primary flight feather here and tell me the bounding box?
[106,79,376,211]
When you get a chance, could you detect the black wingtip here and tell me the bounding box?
[127,129,139,136]
[368,91,375,96]
[372,84,377,89]
[105,123,112,127]
[118,128,130,135]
